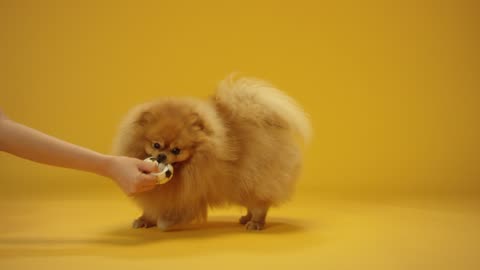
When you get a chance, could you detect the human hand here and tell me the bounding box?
[103,156,159,196]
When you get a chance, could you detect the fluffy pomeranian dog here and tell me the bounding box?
[112,75,312,231]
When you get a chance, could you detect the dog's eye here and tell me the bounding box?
[171,147,181,155]
[153,142,161,149]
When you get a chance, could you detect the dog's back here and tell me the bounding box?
[213,76,312,207]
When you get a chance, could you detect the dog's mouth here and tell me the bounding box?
[142,152,186,170]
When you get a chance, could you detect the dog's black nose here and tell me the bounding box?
[157,154,167,163]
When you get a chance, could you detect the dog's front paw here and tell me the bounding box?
[245,221,264,231]
[156,218,175,231]
[132,216,155,229]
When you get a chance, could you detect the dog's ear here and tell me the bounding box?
[189,113,204,131]
[189,113,211,134]
[135,111,155,126]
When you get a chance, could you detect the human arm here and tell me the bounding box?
[0,109,158,195]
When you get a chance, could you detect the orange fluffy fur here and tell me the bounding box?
[112,75,312,231]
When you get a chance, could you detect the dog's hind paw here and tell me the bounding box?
[245,221,264,231]
[239,214,252,225]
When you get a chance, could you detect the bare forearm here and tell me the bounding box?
[0,118,111,177]
[0,109,159,195]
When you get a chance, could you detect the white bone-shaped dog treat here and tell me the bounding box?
[144,157,174,184]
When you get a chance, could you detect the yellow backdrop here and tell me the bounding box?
[1,0,479,200]
[1,1,479,269]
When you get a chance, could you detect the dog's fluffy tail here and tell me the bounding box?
[214,75,312,143]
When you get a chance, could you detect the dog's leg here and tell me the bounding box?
[156,212,181,231]
[132,215,156,229]
[239,209,252,225]
[245,207,269,231]
[156,217,176,231]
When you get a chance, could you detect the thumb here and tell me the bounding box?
[137,160,160,173]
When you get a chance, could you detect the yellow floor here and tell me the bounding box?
[1,193,479,270]
[1,0,480,269]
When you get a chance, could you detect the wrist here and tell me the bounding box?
[96,154,116,179]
